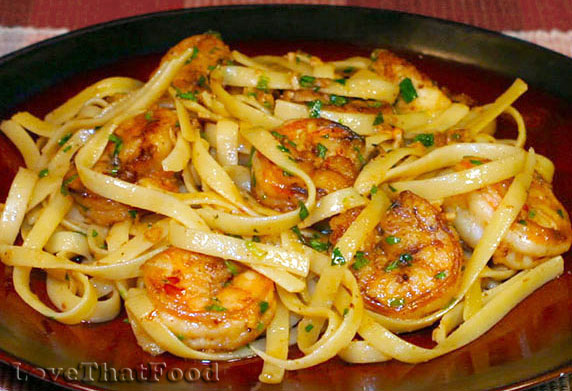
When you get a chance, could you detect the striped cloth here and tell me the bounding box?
[0,1,570,390]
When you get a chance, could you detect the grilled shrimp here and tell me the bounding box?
[65,107,181,225]
[251,118,365,211]
[330,191,464,319]
[444,158,572,269]
[155,33,231,93]
[369,49,451,113]
[142,248,276,351]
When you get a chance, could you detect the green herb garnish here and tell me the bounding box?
[307,100,322,118]
[331,247,346,266]
[259,301,269,314]
[352,251,369,270]
[298,201,309,220]
[399,78,418,103]
[385,236,401,245]
[329,94,347,106]
[317,143,328,159]
[413,133,434,147]
[373,112,384,126]
[435,271,447,280]
[299,75,316,88]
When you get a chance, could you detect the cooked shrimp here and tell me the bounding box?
[251,118,365,211]
[155,33,231,93]
[444,158,572,269]
[142,247,276,351]
[369,49,451,113]
[65,107,181,225]
[330,191,464,319]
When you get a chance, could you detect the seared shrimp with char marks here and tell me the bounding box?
[251,118,365,211]
[143,248,276,351]
[330,191,464,319]
[65,107,181,225]
[369,49,451,113]
[155,33,231,93]
[444,157,572,269]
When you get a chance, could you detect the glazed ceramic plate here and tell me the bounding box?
[0,5,571,391]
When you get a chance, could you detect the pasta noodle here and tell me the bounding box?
[0,32,570,384]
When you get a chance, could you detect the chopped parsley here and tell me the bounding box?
[373,112,384,126]
[388,297,405,308]
[225,260,239,275]
[354,146,365,165]
[291,226,304,242]
[399,78,418,103]
[528,210,537,218]
[329,94,347,106]
[342,66,355,74]
[305,323,314,332]
[370,185,378,195]
[60,175,78,196]
[307,100,322,118]
[343,308,349,317]
[316,143,328,158]
[333,78,346,85]
[108,134,123,157]
[470,159,483,166]
[58,133,72,146]
[185,47,199,64]
[435,271,447,280]
[298,201,309,220]
[299,75,316,88]
[413,133,434,147]
[176,89,197,101]
[205,303,226,312]
[91,230,99,238]
[38,168,49,178]
[259,301,270,314]
[517,219,527,225]
[352,251,369,270]
[256,322,265,331]
[388,184,397,192]
[247,146,256,168]
[271,130,285,140]
[144,111,154,121]
[277,144,290,154]
[256,75,270,92]
[331,247,346,266]
[63,145,72,153]
[309,239,329,252]
[128,210,138,219]
[399,253,413,265]
[384,260,399,272]
[557,209,565,218]
[385,235,401,245]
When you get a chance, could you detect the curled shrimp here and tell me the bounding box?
[444,158,572,269]
[369,49,451,113]
[155,33,231,93]
[330,191,464,319]
[251,118,365,211]
[142,248,276,351]
[65,107,181,225]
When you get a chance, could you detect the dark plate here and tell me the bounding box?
[0,5,571,391]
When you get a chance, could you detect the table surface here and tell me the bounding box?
[0,1,570,391]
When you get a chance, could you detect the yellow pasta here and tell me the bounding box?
[0,33,569,385]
